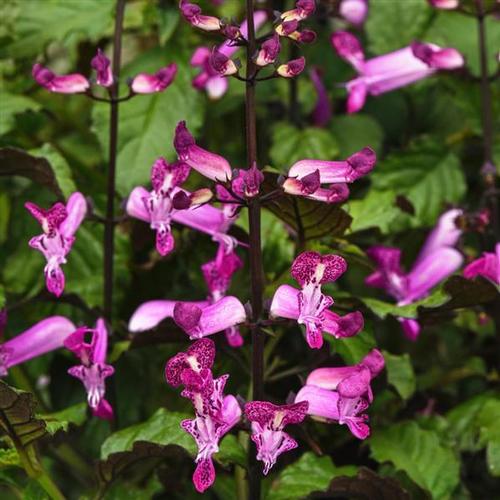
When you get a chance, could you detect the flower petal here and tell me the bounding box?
[295,385,340,420]
[126,186,151,222]
[59,192,87,238]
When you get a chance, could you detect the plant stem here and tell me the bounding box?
[103,0,126,321]
[245,1,264,498]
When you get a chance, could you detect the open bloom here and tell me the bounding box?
[366,209,464,340]
[32,64,89,94]
[295,349,384,439]
[130,64,177,94]
[0,316,76,377]
[245,401,308,474]
[191,11,267,99]
[64,319,114,420]
[271,251,364,349]
[174,121,232,181]
[463,243,500,286]
[282,147,376,203]
[310,67,332,127]
[25,192,87,297]
[165,339,241,493]
[339,0,368,26]
[331,31,465,113]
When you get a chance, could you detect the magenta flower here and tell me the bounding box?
[179,0,222,31]
[245,401,308,474]
[0,316,76,377]
[255,34,281,67]
[310,67,332,127]
[230,164,265,199]
[64,318,114,420]
[209,49,239,77]
[277,56,306,78]
[91,49,113,87]
[366,209,464,340]
[174,121,232,181]
[463,243,500,286]
[281,0,316,22]
[331,31,465,113]
[165,339,241,493]
[32,63,89,94]
[270,251,364,349]
[339,0,369,26]
[25,192,87,297]
[295,349,384,439]
[130,64,177,94]
[282,147,375,203]
[276,20,316,44]
[191,11,267,99]
[428,0,459,9]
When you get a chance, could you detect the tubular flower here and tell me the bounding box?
[270,251,364,349]
[191,11,267,99]
[25,192,87,297]
[245,401,308,474]
[130,64,177,94]
[295,349,384,439]
[0,316,76,377]
[165,339,241,493]
[366,209,464,340]
[282,147,376,203]
[64,319,114,420]
[281,0,316,22]
[255,34,281,67]
[277,57,306,78]
[91,49,113,87]
[174,121,233,181]
[32,63,89,94]
[310,67,332,127]
[339,0,369,26]
[179,0,222,31]
[331,31,465,113]
[209,49,238,77]
[463,243,500,286]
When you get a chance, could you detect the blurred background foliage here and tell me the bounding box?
[0,0,499,498]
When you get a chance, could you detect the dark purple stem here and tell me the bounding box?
[245,0,264,498]
[104,0,126,321]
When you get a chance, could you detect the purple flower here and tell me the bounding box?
[91,49,113,87]
[179,0,222,31]
[463,243,500,286]
[191,11,267,99]
[276,21,316,44]
[25,192,87,297]
[0,316,76,377]
[245,401,308,474]
[165,339,241,493]
[255,34,281,67]
[428,0,459,9]
[130,64,177,94]
[32,63,89,94]
[64,318,114,420]
[281,0,316,22]
[231,164,265,199]
[277,57,306,78]
[209,49,238,77]
[310,67,332,127]
[366,209,464,340]
[339,0,369,26]
[270,251,364,349]
[331,31,465,113]
[295,349,384,439]
[282,147,376,203]
[174,121,232,181]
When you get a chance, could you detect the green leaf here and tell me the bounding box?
[370,422,460,499]
[0,91,41,136]
[326,329,376,365]
[266,452,357,500]
[330,114,384,157]
[91,48,204,195]
[3,0,114,58]
[477,399,500,477]
[370,138,466,227]
[365,0,431,54]
[383,351,416,400]
[0,448,21,468]
[270,123,339,171]
[0,284,4,310]
[39,403,87,436]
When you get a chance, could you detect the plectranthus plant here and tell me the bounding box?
[1,0,499,499]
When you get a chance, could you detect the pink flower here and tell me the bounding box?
[331,31,465,113]
[366,209,464,340]
[276,20,316,44]
[255,34,281,67]
[339,0,369,26]
[25,192,87,297]
[130,64,177,94]
[91,49,113,87]
[270,251,364,349]
[209,49,239,77]
[32,63,89,94]
[310,67,332,127]
[277,57,306,78]
[0,316,76,377]
[463,243,500,286]
[281,0,316,22]
[428,0,459,9]
[295,349,384,439]
[64,319,114,420]
[245,401,308,474]
[179,0,222,31]
[282,147,376,203]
